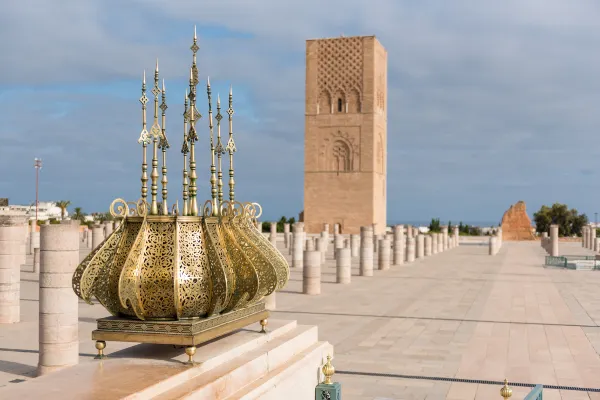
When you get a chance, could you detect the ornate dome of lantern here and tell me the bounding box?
[72,28,289,323]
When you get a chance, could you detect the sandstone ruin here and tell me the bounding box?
[501,201,536,241]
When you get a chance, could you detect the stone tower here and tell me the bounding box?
[304,35,387,235]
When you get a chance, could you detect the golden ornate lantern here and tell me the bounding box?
[72,28,289,361]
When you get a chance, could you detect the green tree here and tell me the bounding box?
[428,218,441,233]
[72,207,85,222]
[533,203,588,237]
[55,200,71,220]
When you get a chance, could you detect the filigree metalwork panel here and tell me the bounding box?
[119,220,149,319]
[220,217,259,312]
[137,221,177,319]
[239,217,288,292]
[79,226,123,305]
[176,221,212,318]
[202,218,230,316]
[100,221,141,317]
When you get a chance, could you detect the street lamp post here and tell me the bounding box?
[34,158,42,224]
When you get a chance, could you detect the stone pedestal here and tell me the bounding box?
[550,224,559,257]
[333,234,344,260]
[359,226,373,277]
[416,234,425,259]
[283,223,290,248]
[350,234,360,258]
[489,236,498,256]
[378,239,391,270]
[29,230,40,255]
[269,222,277,247]
[0,216,26,323]
[315,237,325,264]
[104,221,113,237]
[393,225,404,266]
[306,238,315,251]
[38,222,80,375]
[292,224,304,269]
[334,223,340,235]
[264,293,276,311]
[432,234,438,255]
[92,224,104,250]
[406,237,415,263]
[425,235,432,256]
[33,247,40,273]
[302,250,321,295]
[336,248,351,284]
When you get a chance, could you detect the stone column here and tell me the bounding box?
[334,223,340,235]
[269,222,277,247]
[496,227,502,248]
[416,234,425,259]
[591,226,597,250]
[306,237,315,251]
[91,224,103,250]
[33,247,40,273]
[38,222,79,375]
[441,226,448,251]
[595,237,600,253]
[292,223,304,268]
[323,223,330,234]
[378,238,391,270]
[393,225,404,265]
[333,234,344,260]
[288,233,293,256]
[373,234,379,253]
[489,236,498,256]
[350,234,360,258]
[425,235,432,256]
[406,237,415,263]
[436,233,443,253]
[302,250,321,295]
[0,216,26,323]
[359,226,373,277]
[283,223,290,248]
[86,227,93,249]
[104,221,113,237]
[406,225,413,240]
[453,226,460,247]
[316,237,326,264]
[583,226,588,248]
[432,233,438,255]
[336,248,351,284]
[550,224,559,257]
[29,219,40,255]
[264,293,276,311]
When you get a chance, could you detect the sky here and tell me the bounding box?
[2,0,600,225]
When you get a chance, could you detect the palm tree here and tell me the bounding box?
[55,200,71,220]
[72,207,85,222]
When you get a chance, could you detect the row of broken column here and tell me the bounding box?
[262,222,460,299]
[581,225,599,252]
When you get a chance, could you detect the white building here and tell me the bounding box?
[0,201,67,221]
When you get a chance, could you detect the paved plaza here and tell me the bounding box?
[2,239,600,399]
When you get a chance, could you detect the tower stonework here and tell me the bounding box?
[304,36,387,235]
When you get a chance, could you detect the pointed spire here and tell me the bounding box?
[226,85,236,202]
[143,69,146,84]
[215,92,225,205]
[138,70,150,202]
[194,25,197,40]
[182,89,190,216]
[207,76,217,214]
[155,58,159,72]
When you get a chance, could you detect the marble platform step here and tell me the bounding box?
[0,319,330,400]
[153,322,330,399]
[227,340,333,400]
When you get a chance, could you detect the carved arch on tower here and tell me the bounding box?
[347,88,361,113]
[333,90,346,113]
[318,90,332,115]
[331,140,352,172]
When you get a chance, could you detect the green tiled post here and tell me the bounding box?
[315,355,341,400]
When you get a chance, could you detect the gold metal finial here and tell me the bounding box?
[149,58,162,215]
[322,355,335,385]
[159,78,170,215]
[225,85,236,202]
[207,77,218,215]
[187,65,200,216]
[215,93,225,205]
[138,70,150,202]
[500,379,512,399]
[181,90,190,216]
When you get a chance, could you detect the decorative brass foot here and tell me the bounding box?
[260,318,268,334]
[94,340,107,360]
[184,346,197,365]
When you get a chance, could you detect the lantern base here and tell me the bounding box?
[91,302,269,356]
